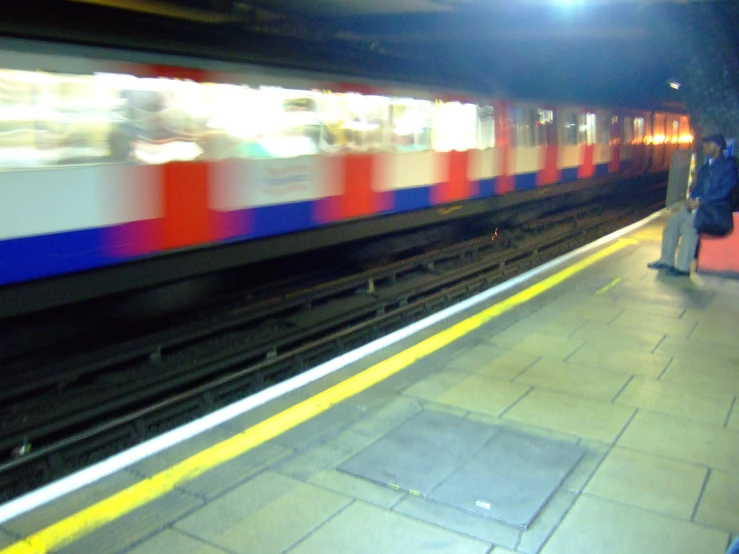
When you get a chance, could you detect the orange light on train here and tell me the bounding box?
[679,134,694,144]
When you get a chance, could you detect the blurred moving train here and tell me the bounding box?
[0,37,693,317]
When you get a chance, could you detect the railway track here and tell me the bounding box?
[0,193,664,503]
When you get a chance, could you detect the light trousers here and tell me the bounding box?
[659,208,700,271]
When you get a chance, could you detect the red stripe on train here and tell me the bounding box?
[494,101,514,195]
[161,162,216,249]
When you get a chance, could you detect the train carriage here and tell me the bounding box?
[0,37,693,316]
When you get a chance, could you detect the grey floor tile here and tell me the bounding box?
[428,430,584,529]
[349,395,424,439]
[509,334,585,360]
[694,469,739,534]
[272,402,373,451]
[657,336,739,366]
[614,377,734,425]
[614,298,685,318]
[402,370,471,401]
[288,501,491,554]
[126,529,230,554]
[516,489,579,554]
[571,322,665,352]
[503,389,635,443]
[608,284,714,310]
[566,342,670,378]
[539,495,728,554]
[583,447,707,519]
[561,439,610,493]
[181,442,292,500]
[729,404,739,430]
[345,360,444,407]
[611,310,697,337]
[273,429,380,481]
[306,469,405,508]
[58,489,203,554]
[514,358,630,402]
[660,356,739,396]
[175,471,350,554]
[465,413,580,445]
[0,530,16,549]
[4,470,141,536]
[617,411,739,473]
[339,410,497,496]
[393,495,520,548]
[448,344,539,380]
[420,399,471,418]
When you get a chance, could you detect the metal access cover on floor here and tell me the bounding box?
[338,410,585,529]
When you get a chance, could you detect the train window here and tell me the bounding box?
[679,116,692,144]
[478,104,495,149]
[538,109,555,146]
[633,117,645,144]
[563,112,578,145]
[670,119,680,144]
[320,92,390,154]
[580,113,595,145]
[653,113,666,144]
[0,70,119,168]
[391,98,432,152]
[111,75,212,164]
[510,106,535,148]
[597,113,611,145]
[432,101,478,152]
[623,117,634,145]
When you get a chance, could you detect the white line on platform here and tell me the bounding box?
[0,208,663,525]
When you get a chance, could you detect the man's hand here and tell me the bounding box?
[687,198,700,210]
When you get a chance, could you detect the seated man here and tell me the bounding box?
[649,134,738,276]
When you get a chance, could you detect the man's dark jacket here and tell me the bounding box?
[690,154,738,206]
[690,153,738,235]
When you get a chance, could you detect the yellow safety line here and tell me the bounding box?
[595,276,622,295]
[1,238,638,554]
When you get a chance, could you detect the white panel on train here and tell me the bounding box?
[102,165,163,225]
[210,156,334,210]
[0,166,115,241]
[390,151,442,189]
[468,148,497,182]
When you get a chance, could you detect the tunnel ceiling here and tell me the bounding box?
[3,0,739,110]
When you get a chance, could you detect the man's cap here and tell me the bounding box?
[702,134,727,150]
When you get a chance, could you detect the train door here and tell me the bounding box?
[609,113,621,173]
[558,108,581,181]
[578,110,596,179]
[536,106,560,186]
[679,116,692,148]
[652,112,666,171]
[508,103,540,189]
[621,114,634,171]
[593,111,611,176]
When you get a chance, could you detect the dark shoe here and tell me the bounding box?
[648,261,672,270]
[664,267,690,277]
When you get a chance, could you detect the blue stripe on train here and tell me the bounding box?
[595,163,610,177]
[250,201,314,238]
[394,186,432,212]
[0,227,111,286]
[478,178,496,198]
[561,167,579,182]
[515,172,537,191]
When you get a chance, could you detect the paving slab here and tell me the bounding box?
[428,430,585,528]
[338,410,497,495]
[288,501,491,554]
